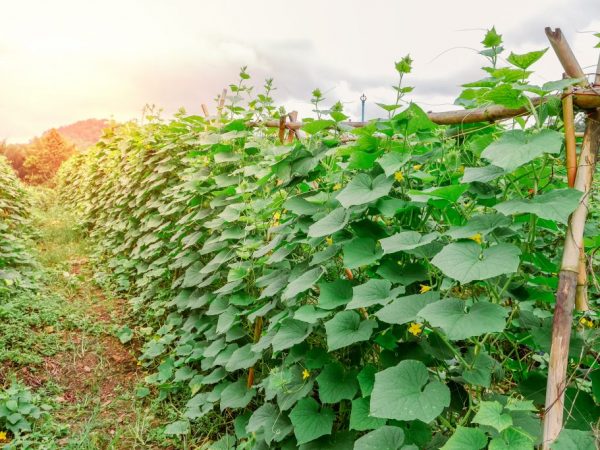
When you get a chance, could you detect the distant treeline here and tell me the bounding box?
[1,119,108,185]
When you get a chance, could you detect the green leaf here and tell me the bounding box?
[357,365,377,397]
[380,231,439,255]
[550,429,597,450]
[272,319,311,352]
[472,401,513,432]
[308,208,350,238]
[507,49,547,69]
[409,185,469,203]
[289,397,334,444]
[354,426,405,450]
[482,27,502,48]
[349,397,386,431]
[489,427,535,450]
[419,299,508,340]
[446,213,511,239]
[542,78,584,92]
[246,403,293,444]
[441,426,487,450]
[370,360,450,423]
[343,237,383,269]
[485,84,528,109]
[116,325,133,344]
[282,267,324,300]
[318,279,353,310]
[220,379,256,410]
[347,279,394,310]
[392,103,437,134]
[481,130,563,172]
[316,362,358,403]
[431,242,521,284]
[164,420,190,436]
[462,350,497,387]
[336,174,394,208]
[375,292,440,325]
[303,119,335,134]
[462,165,505,183]
[494,189,582,224]
[325,311,377,351]
[377,152,410,177]
[294,305,330,324]
[225,344,261,371]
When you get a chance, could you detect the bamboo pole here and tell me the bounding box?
[201,104,210,118]
[247,89,600,131]
[563,88,577,188]
[542,53,600,447]
[545,28,588,86]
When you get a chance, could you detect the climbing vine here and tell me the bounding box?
[56,29,600,449]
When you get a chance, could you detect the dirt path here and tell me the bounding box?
[0,194,172,449]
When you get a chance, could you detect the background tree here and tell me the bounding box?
[22,129,75,185]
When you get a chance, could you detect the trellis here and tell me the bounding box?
[200,27,600,448]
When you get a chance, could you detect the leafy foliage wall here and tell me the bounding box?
[57,30,600,449]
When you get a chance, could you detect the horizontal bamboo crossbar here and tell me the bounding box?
[248,88,600,130]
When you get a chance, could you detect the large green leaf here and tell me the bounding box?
[472,401,513,432]
[431,242,520,284]
[446,213,511,239]
[419,299,508,340]
[343,237,383,269]
[488,427,535,450]
[370,360,450,423]
[461,165,505,183]
[246,403,293,444]
[336,174,394,208]
[289,397,335,444]
[354,426,406,450]
[481,129,562,172]
[346,279,394,310]
[349,397,386,431]
[318,279,353,310]
[494,189,582,224]
[316,362,358,403]
[507,49,547,69]
[441,426,487,450]
[282,267,324,300]
[308,208,350,238]
[220,380,256,410]
[324,311,377,351]
[272,319,311,352]
[375,291,440,325]
[550,429,597,450]
[380,231,439,255]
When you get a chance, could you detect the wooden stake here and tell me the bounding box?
[287,111,298,143]
[201,104,210,118]
[247,316,263,388]
[542,30,600,447]
[563,88,577,188]
[545,28,588,86]
[575,251,589,311]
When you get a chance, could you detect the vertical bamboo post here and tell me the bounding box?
[542,28,600,446]
[542,82,600,450]
[201,104,210,118]
[563,88,577,188]
[287,111,298,143]
[217,88,227,123]
[562,88,589,311]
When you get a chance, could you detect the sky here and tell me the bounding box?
[2,0,600,143]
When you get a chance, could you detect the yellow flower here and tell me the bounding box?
[469,233,483,244]
[325,237,333,246]
[579,317,594,328]
[333,183,342,191]
[0,431,7,441]
[394,171,404,182]
[273,211,281,221]
[419,284,432,294]
[458,165,465,174]
[413,164,423,170]
[302,369,310,380]
[408,322,423,336]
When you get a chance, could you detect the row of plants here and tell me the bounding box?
[57,29,599,449]
[0,155,37,293]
